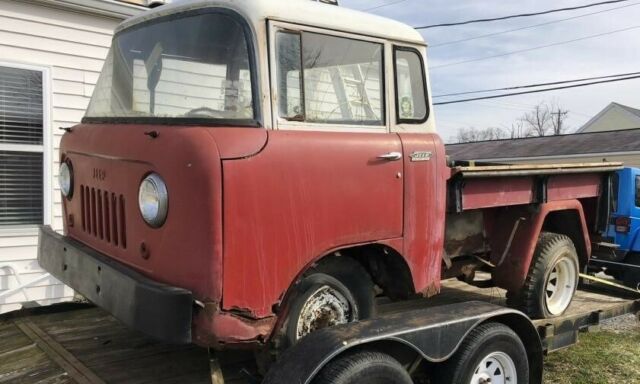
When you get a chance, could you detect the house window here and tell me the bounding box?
[0,65,45,227]
[276,31,384,126]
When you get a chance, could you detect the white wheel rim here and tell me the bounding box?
[471,351,517,384]
[544,253,577,315]
[295,285,355,340]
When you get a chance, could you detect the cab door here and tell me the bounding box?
[220,23,403,316]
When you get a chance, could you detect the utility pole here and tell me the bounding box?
[551,109,569,135]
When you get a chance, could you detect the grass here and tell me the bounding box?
[544,329,640,384]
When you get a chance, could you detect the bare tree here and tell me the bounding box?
[452,100,571,143]
[520,100,570,137]
[521,102,551,137]
[455,126,506,143]
[506,121,525,139]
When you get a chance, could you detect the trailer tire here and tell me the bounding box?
[507,232,579,318]
[313,350,412,384]
[434,322,529,384]
[283,271,373,347]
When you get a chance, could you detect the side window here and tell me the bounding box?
[635,175,640,207]
[275,30,384,126]
[394,47,428,123]
[611,172,619,212]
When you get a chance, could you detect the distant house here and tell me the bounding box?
[578,102,640,133]
[446,128,640,168]
[0,0,149,314]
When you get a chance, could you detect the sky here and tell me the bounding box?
[340,0,640,142]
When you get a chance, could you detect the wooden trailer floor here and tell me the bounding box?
[1,279,636,384]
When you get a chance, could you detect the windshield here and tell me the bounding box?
[85,12,254,122]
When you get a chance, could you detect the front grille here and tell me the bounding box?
[80,185,127,249]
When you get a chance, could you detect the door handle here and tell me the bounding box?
[377,152,403,161]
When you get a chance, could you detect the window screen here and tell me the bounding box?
[276,31,384,125]
[0,66,44,227]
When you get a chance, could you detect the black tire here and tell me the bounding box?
[282,265,374,347]
[310,257,376,319]
[506,232,579,319]
[434,322,529,384]
[313,350,412,384]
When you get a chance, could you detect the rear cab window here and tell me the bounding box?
[393,47,428,123]
[273,25,386,131]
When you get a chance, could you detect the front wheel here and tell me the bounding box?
[281,264,375,347]
[434,322,529,384]
[507,232,579,318]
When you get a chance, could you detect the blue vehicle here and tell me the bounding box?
[591,166,640,286]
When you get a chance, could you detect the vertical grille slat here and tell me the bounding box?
[80,185,86,231]
[85,186,91,234]
[79,185,127,249]
[103,191,110,242]
[90,188,96,236]
[111,192,119,247]
[119,195,127,249]
[97,189,103,239]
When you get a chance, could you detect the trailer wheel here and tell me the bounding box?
[313,350,412,384]
[507,232,579,318]
[282,270,373,346]
[435,322,529,384]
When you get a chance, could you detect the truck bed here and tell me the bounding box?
[1,280,637,384]
[448,161,623,212]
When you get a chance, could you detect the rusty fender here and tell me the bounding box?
[263,301,543,384]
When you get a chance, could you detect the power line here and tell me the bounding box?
[430,2,640,48]
[415,0,633,29]
[433,75,640,105]
[430,25,640,70]
[362,0,408,12]
[433,71,640,98]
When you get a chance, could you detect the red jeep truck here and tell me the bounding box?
[38,0,620,373]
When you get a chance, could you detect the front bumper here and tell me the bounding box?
[38,226,193,344]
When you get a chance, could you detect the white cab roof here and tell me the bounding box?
[116,0,426,45]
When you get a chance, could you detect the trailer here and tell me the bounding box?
[1,279,638,384]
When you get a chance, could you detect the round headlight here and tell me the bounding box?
[138,173,168,228]
[59,161,73,198]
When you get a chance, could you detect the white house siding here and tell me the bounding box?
[0,0,143,313]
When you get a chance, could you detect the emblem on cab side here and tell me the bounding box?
[93,168,106,181]
[409,151,432,162]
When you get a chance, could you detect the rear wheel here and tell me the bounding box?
[434,322,529,384]
[507,232,579,318]
[313,350,412,384]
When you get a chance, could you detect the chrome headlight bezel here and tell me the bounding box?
[138,173,168,228]
[59,160,73,198]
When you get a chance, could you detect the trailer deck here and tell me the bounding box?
[2,279,638,384]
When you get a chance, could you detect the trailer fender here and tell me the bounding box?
[490,200,591,292]
[262,301,542,384]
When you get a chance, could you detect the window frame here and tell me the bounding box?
[269,21,389,133]
[392,45,430,125]
[0,61,52,235]
[635,175,640,208]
